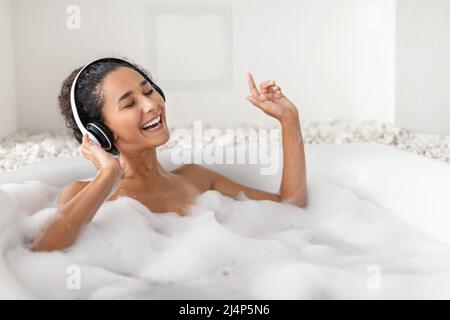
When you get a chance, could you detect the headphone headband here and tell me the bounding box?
[69,58,104,145]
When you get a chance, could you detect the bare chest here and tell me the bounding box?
[107,178,202,216]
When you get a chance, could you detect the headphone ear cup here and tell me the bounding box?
[150,81,166,102]
[86,122,114,150]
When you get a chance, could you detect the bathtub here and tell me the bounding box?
[0,143,449,299]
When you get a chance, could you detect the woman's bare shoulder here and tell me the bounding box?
[171,164,214,191]
[172,163,213,176]
[57,180,90,205]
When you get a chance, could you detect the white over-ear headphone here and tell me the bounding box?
[70,58,116,149]
[69,57,165,151]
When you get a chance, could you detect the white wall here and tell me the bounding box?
[0,0,17,138]
[354,0,396,123]
[11,0,359,133]
[396,0,450,135]
[6,0,450,136]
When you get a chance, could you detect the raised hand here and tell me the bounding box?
[246,72,299,124]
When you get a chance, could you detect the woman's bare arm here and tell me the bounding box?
[180,73,307,208]
[31,134,124,252]
[178,163,282,202]
[31,166,122,252]
[278,115,307,207]
[181,117,307,208]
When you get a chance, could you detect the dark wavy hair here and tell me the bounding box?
[58,57,156,156]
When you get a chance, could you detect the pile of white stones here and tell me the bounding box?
[1,120,449,174]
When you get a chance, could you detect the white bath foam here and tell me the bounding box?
[307,143,450,245]
[0,181,60,215]
[0,143,450,299]
[0,189,36,299]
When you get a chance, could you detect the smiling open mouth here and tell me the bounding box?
[142,115,163,131]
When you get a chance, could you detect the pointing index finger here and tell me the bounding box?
[247,72,260,97]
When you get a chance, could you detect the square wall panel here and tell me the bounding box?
[147,5,232,90]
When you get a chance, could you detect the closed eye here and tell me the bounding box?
[123,90,154,108]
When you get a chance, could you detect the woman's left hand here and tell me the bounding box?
[246,72,299,123]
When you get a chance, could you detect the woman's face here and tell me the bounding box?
[100,66,170,154]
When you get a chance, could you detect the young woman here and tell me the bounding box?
[31,58,307,251]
